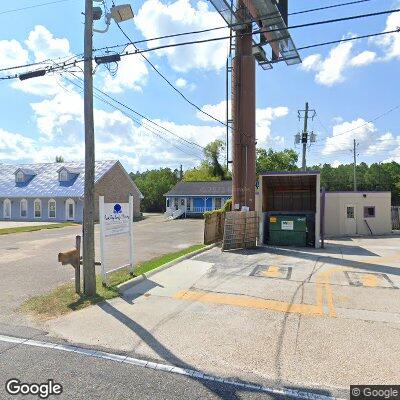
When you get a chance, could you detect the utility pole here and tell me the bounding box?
[302,102,309,171]
[179,164,183,180]
[297,102,316,171]
[83,0,96,296]
[353,139,358,191]
[231,0,256,211]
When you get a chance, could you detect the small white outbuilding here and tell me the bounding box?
[323,191,392,237]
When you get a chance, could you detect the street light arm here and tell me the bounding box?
[93,14,112,33]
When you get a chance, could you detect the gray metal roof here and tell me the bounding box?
[0,160,118,198]
[165,181,232,197]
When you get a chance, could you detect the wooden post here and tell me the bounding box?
[74,235,81,294]
[58,235,82,294]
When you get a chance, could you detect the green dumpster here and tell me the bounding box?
[268,215,307,246]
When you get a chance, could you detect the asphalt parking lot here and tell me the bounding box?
[48,235,400,397]
[0,214,203,325]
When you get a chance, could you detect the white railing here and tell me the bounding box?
[188,207,213,213]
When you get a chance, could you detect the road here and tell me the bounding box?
[0,214,203,326]
[0,332,280,400]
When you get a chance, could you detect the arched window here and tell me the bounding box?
[20,199,28,218]
[3,199,11,219]
[59,170,68,181]
[65,198,75,221]
[16,171,24,183]
[34,199,42,218]
[48,199,56,218]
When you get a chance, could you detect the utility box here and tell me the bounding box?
[268,215,307,246]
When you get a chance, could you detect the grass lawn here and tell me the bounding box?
[20,244,205,319]
[0,222,77,235]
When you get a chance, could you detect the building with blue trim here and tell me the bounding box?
[164,181,232,218]
[0,160,142,223]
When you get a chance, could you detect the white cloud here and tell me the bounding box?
[197,100,288,145]
[373,11,400,60]
[135,0,229,72]
[331,160,342,168]
[322,118,376,155]
[0,129,36,161]
[101,45,148,93]
[174,77,196,90]
[301,54,321,72]
[350,50,376,67]
[301,37,377,86]
[25,25,70,61]
[0,39,29,70]
[366,132,400,155]
[316,40,354,86]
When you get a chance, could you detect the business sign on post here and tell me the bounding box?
[99,196,135,285]
[103,202,130,237]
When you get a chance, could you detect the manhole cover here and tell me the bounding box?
[345,271,397,289]
[5,247,19,250]
[250,265,292,280]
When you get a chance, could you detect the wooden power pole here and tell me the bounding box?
[83,0,96,296]
[231,0,256,211]
[353,138,358,192]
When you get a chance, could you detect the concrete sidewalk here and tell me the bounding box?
[47,237,400,397]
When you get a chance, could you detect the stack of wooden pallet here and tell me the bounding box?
[222,211,258,251]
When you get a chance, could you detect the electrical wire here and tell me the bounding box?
[61,72,204,160]
[0,0,79,16]
[1,6,399,76]
[115,21,229,128]
[93,0,376,52]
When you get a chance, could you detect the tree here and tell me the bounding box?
[256,148,298,174]
[183,139,230,182]
[55,156,65,163]
[204,139,225,179]
[183,162,221,182]
[130,168,178,212]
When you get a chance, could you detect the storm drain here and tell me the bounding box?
[250,265,292,280]
[344,271,398,289]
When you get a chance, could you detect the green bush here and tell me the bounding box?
[223,199,232,212]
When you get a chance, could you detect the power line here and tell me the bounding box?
[114,21,229,127]
[289,0,374,16]
[0,0,79,16]
[93,0,376,53]
[1,27,399,82]
[1,6,399,77]
[62,72,204,160]
[62,68,205,153]
[315,104,400,140]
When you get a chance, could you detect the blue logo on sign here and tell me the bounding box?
[113,204,122,214]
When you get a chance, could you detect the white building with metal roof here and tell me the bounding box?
[0,160,142,223]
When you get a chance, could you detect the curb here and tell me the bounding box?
[117,243,219,293]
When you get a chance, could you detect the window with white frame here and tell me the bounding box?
[20,199,27,218]
[16,171,24,183]
[48,199,56,218]
[34,199,42,218]
[3,199,11,219]
[59,170,68,181]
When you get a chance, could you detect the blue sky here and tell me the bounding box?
[0,0,399,173]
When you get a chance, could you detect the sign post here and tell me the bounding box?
[128,195,135,274]
[99,196,134,286]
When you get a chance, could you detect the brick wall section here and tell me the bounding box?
[94,162,142,221]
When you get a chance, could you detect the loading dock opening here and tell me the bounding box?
[258,171,321,248]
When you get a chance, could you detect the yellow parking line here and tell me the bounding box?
[174,290,324,317]
[263,266,281,278]
[360,274,379,287]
